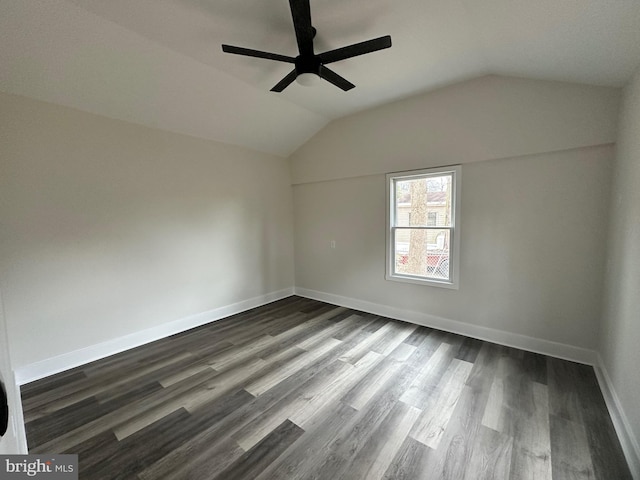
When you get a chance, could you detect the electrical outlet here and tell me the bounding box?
[330,240,336,249]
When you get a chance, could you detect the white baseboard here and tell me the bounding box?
[594,354,640,480]
[296,287,640,476]
[294,287,597,365]
[15,288,294,385]
[11,286,638,475]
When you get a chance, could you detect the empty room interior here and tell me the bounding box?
[1,1,640,479]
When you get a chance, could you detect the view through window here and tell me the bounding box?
[386,166,460,288]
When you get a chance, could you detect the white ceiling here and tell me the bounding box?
[2,0,640,157]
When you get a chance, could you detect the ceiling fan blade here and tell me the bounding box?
[289,0,314,57]
[319,65,355,91]
[271,69,298,92]
[222,45,296,63]
[318,35,392,64]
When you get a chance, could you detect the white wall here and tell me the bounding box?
[291,76,619,357]
[600,66,640,475]
[291,75,620,184]
[0,92,295,370]
[294,146,612,353]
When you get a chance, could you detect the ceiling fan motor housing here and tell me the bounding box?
[295,55,321,76]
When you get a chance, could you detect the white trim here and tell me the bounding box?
[9,370,28,454]
[15,288,294,385]
[0,370,28,454]
[294,287,597,365]
[0,286,28,454]
[296,288,640,474]
[385,165,461,289]
[594,354,640,479]
[11,286,638,473]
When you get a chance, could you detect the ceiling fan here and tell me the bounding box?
[221,0,392,92]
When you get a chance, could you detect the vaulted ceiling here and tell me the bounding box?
[2,0,640,156]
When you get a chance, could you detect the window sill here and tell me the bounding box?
[385,273,459,290]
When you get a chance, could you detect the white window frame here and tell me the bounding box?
[386,165,461,289]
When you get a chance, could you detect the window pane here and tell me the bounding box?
[394,228,451,280]
[394,175,452,227]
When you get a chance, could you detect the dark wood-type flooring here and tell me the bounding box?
[22,296,632,479]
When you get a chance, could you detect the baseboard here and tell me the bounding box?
[296,287,640,475]
[294,287,598,365]
[594,354,640,479]
[15,288,294,385]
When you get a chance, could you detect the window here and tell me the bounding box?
[386,165,461,288]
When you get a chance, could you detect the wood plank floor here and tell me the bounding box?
[21,296,632,479]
